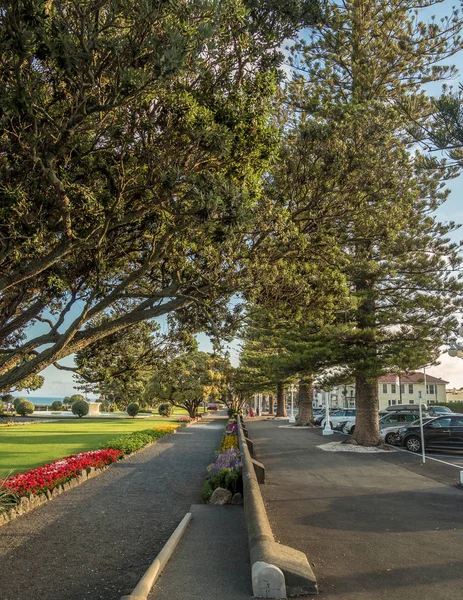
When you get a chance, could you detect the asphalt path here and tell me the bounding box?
[0,417,225,600]
[246,420,463,600]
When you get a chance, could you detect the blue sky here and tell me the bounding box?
[21,1,463,397]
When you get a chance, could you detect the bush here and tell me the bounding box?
[51,400,64,411]
[201,468,242,502]
[126,402,140,418]
[71,399,89,418]
[100,426,177,454]
[16,400,35,416]
[158,403,173,417]
[13,397,25,410]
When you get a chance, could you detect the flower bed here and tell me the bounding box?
[1,449,122,497]
[0,424,181,520]
[202,419,243,502]
[221,433,239,452]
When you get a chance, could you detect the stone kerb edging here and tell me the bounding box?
[237,417,318,598]
[0,421,196,528]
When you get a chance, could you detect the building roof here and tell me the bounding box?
[378,372,448,385]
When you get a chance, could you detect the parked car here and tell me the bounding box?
[382,416,435,445]
[427,405,453,416]
[398,414,463,452]
[385,404,427,412]
[342,411,422,438]
[321,409,356,429]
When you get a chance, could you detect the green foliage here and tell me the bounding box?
[71,400,89,418]
[147,351,230,418]
[51,401,63,411]
[16,400,35,416]
[100,429,168,454]
[158,403,173,417]
[70,395,85,403]
[126,403,140,418]
[0,0,315,391]
[201,468,241,502]
[13,398,25,410]
[0,473,19,514]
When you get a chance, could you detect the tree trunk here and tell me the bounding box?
[352,373,382,445]
[276,382,286,417]
[268,393,274,416]
[296,376,314,426]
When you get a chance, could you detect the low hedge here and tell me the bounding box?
[100,425,179,454]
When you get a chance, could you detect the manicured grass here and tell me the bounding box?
[0,416,179,476]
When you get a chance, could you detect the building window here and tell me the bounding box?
[426,384,435,395]
[408,384,413,394]
[382,384,387,393]
[400,384,404,394]
[410,400,415,404]
[398,399,402,404]
[391,384,396,394]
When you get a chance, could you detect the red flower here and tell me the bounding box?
[1,448,123,496]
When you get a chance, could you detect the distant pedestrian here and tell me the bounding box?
[250,408,255,418]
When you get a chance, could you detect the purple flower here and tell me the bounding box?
[208,448,243,474]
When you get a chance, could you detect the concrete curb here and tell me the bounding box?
[238,417,318,597]
[120,512,192,600]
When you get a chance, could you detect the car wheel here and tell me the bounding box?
[405,435,421,453]
[350,425,355,435]
[385,433,396,445]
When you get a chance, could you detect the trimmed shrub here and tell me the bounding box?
[100,425,177,454]
[158,403,173,417]
[13,397,25,410]
[126,402,140,418]
[71,399,89,418]
[51,400,64,411]
[16,400,35,416]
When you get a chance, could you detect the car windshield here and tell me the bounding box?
[410,417,435,426]
[432,406,452,413]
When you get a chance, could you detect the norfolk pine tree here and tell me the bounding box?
[286,0,463,444]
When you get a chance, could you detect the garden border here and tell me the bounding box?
[237,416,318,597]
[0,420,198,528]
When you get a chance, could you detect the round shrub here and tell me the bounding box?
[51,400,64,411]
[158,403,173,417]
[16,400,35,416]
[72,399,89,418]
[126,402,140,418]
[13,397,25,410]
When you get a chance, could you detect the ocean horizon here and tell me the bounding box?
[10,396,98,406]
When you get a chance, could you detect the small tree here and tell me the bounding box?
[16,400,35,416]
[51,400,64,411]
[72,400,89,418]
[126,403,140,418]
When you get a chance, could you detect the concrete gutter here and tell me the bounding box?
[238,417,318,597]
[121,512,192,600]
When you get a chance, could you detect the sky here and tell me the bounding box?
[19,1,463,398]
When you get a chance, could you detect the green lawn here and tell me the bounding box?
[0,416,180,476]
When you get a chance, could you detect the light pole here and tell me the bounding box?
[288,384,296,424]
[258,392,262,416]
[323,389,333,436]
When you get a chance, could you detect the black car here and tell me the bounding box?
[398,414,463,453]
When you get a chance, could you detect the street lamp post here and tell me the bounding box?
[289,384,296,424]
[323,390,333,436]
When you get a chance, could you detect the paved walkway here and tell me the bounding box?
[245,420,463,600]
[148,504,252,600]
[0,417,225,600]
